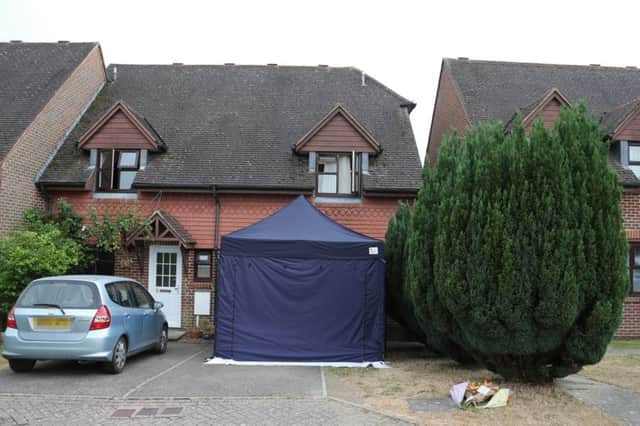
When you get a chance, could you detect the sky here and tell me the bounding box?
[1,0,639,162]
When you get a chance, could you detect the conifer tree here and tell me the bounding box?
[402,105,627,381]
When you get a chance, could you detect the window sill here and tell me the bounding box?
[93,192,138,200]
[313,196,362,204]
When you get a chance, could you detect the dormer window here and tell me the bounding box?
[97,149,140,192]
[317,153,361,196]
[629,143,640,177]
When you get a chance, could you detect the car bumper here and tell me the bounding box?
[1,328,118,362]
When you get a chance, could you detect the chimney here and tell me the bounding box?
[361,71,366,86]
[112,65,118,82]
[457,57,469,61]
[267,63,278,66]
[172,62,183,66]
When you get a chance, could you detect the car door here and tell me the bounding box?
[130,283,157,348]
[113,282,145,352]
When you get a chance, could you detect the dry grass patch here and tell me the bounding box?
[325,344,617,426]
[582,354,640,393]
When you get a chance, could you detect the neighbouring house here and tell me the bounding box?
[0,41,106,236]
[428,57,640,338]
[37,63,422,330]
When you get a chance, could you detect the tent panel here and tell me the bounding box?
[215,254,384,362]
[221,236,383,259]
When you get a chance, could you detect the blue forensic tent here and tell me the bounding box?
[214,196,385,362]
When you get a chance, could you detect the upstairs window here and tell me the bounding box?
[97,149,140,192]
[629,144,640,177]
[316,153,360,196]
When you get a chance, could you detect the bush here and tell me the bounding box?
[401,105,628,382]
[0,228,83,314]
[385,202,424,341]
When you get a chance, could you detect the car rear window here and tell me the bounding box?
[17,280,101,309]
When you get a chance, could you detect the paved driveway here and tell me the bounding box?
[0,342,406,425]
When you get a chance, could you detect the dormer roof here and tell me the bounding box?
[77,100,165,151]
[294,104,380,154]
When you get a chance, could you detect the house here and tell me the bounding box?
[37,63,422,329]
[0,41,106,236]
[428,57,640,338]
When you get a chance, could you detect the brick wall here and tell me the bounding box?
[52,190,410,331]
[218,193,405,242]
[114,246,216,330]
[52,191,217,248]
[617,297,640,338]
[618,189,640,338]
[426,62,469,167]
[0,45,106,236]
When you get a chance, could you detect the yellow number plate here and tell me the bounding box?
[33,317,71,329]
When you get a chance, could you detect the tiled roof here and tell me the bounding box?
[0,42,97,160]
[445,58,640,186]
[40,64,422,193]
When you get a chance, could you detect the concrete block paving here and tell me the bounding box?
[0,343,408,425]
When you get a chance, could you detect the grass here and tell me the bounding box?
[325,344,617,426]
[609,339,640,350]
[581,354,640,393]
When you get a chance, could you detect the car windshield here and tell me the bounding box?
[17,280,101,309]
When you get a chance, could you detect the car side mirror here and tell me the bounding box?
[153,301,164,311]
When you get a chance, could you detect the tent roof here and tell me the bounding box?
[221,196,383,259]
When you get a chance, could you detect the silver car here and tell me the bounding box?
[2,275,168,374]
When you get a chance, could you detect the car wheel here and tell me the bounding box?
[105,337,127,374]
[155,325,168,354]
[9,359,35,373]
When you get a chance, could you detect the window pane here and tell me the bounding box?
[318,156,337,173]
[197,265,211,279]
[630,165,640,178]
[98,150,113,191]
[198,253,210,263]
[338,154,352,194]
[170,264,177,276]
[170,276,176,287]
[635,248,640,266]
[118,151,138,168]
[118,171,137,190]
[170,253,177,264]
[318,174,337,193]
[634,270,640,292]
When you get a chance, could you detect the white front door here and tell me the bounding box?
[148,245,182,328]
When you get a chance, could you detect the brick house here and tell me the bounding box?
[37,64,422,329]
[0,41,106,236]
[428,58,640,338]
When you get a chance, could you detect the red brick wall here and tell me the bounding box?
[114,246,216,330]
[0,45,106,236]
[618,190,640,338]
[52,191,216,248]
[426,62,470,167]
[218,194,406,242]
[618,297,640,338]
